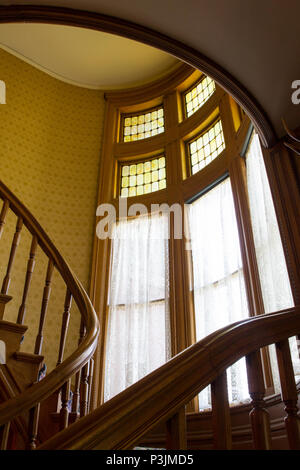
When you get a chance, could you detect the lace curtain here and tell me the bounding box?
[188,178,250,410]
[104,212,171,402]
[245,132,300,390]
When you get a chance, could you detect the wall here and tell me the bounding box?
[0,48,105,371]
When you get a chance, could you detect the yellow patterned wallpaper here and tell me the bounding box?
[0,48,105,372]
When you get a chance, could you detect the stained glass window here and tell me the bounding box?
[120,156,166,197]
[188,119,225,175]
[122,107,164,142]
[184,76,216,118]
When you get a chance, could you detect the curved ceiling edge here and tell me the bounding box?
[0,4,277,148]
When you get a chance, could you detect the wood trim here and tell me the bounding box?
[0,4,276,148]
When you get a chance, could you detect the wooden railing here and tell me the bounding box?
[0,179,99,449]
[37,306,300,450]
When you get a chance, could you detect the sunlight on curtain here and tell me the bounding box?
[246,132,300,390]
[188,178,250,410]
[104,212,171,402]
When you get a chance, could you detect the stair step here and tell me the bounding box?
[0,320,28,359]
[8,352,44,390]
[0,294,13,321]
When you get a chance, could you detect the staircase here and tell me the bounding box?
[0,179,299,450]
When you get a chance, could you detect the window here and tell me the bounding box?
[245,131,300,386]
[94,65,297,410]
[188,177,249,409]
[104,212,171,401]
[122,106,164,142]
[184,75,215,118]
[120,155,166,197]
[188,118,225,175]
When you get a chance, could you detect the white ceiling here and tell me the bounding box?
[0,23,179,89]
[1,0,300,137]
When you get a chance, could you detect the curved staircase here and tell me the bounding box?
[0,180,299,450]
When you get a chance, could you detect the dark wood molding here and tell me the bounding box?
[0,4,276,148]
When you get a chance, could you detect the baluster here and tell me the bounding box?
[246,349,272,449]
[0,199,9,239]
[275,339,300,449]
[1,216,23,294]
[34,259,54,355]
[17,235,38,324]
[71,320,85,419]
[80,362,90,418]
[72,369,82,419]
[211,371,232,450]
[56,289,72,366]
[59,379,71,431]
[166,406,187,449]
[87,357,95,413]
[28,403,40,450]
[0,422,10,450]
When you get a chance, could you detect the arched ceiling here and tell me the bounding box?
[1,0,299,138]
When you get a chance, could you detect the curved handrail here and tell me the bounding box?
[38,306,300,450]
[0,179,100,426]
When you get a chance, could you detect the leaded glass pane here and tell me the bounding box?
[189,119,225,175]
[184,76,216,118]
[122,106,164,142]
[120,156,167,197]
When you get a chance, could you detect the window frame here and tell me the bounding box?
[90,63,297,408]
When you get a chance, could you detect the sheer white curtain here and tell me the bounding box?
[104,212,171,402]
[246,132,300,390]
[188,178,250,410]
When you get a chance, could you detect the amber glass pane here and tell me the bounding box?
[184,76,216,118]
[122,106,164,142]
[120,156,166,197]
[189,119,225,175]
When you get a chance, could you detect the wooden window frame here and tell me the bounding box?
[89,62,298,409]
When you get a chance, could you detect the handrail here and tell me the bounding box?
[38,306,300,450]
[0,179,100,431]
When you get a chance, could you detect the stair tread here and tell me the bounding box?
[0,294,13,303]
[0,320,27,334]
[13,351,44,364]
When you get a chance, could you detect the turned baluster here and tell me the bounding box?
[0,422,10,450]
[17,235,38,324]
[34,259,54,355]
[1,216,23,294]
[166,406,187,449]
[87,357,95,413]
[246,349,272,449]
[0,199,9,239]
[72,369,82,419]
[71,320,85,419]
[80,361,90,418]
[211,371,232,449]
[56,289,72,366]
[28,403,40,450]
[275,339,300,449]
[59,379,71,431]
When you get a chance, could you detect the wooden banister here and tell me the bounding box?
[0,179,99,446]
[37,306,300,450]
